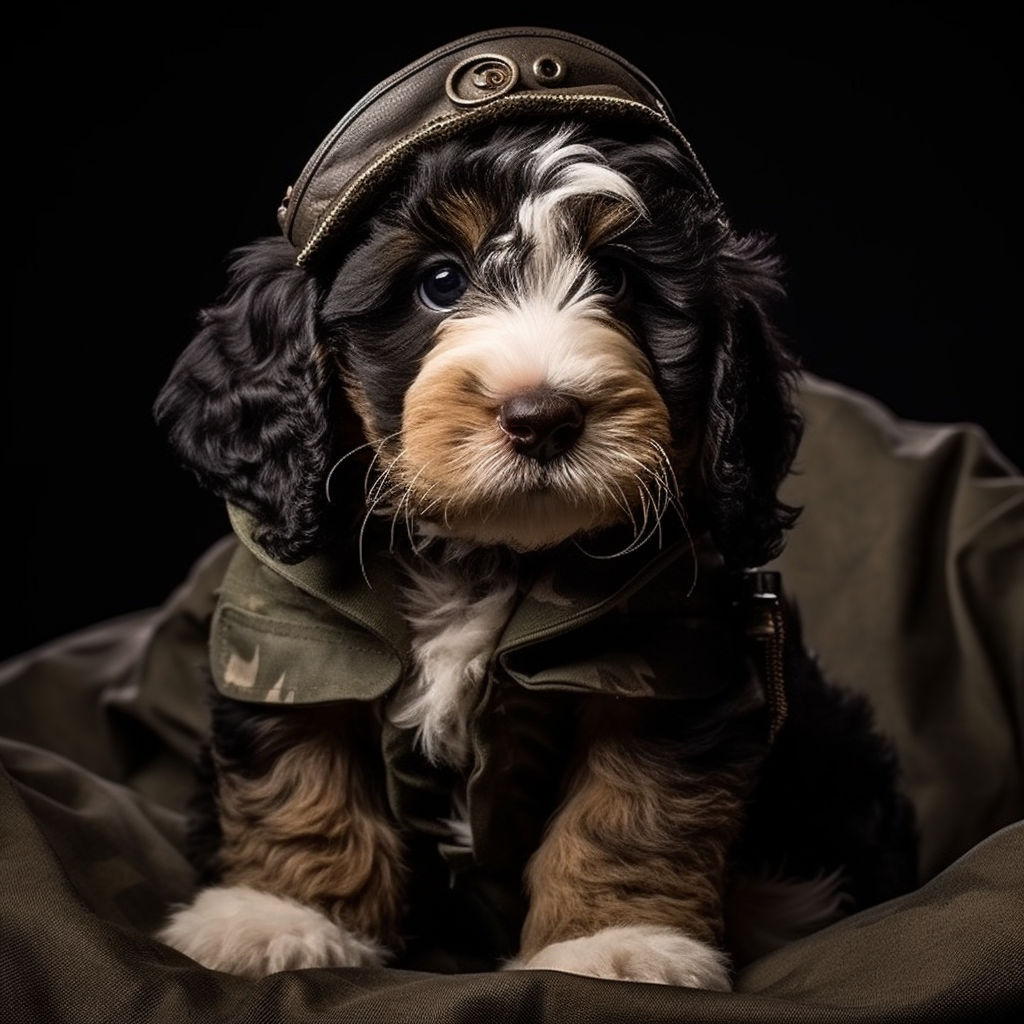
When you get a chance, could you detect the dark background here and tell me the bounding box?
[4,7,1019,661]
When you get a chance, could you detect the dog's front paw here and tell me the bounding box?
[158,884,387,978]
[509,924,731,989]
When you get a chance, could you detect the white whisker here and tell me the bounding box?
[325,430,403,506]
[568,439,687,560]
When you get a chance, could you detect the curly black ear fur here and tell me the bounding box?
[699,230,803,570]
[153,236,337,562]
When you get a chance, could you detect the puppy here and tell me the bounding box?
[154,29,917,987]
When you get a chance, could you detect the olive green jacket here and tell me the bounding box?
[2,376,1021,1021]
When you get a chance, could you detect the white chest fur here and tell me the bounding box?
[386,551,518,768]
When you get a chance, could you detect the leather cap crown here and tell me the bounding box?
[278,27,721,265]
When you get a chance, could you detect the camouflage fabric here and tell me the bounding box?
[2,375,1022,1022]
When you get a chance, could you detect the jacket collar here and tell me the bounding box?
[226,504,702,661]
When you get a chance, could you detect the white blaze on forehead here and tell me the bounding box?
[518,160,642,236]
[515,135,646,277]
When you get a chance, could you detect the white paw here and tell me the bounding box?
[157,884,387,978]
[509,924,731,990]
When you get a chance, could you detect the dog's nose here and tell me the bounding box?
[498,389,585,463]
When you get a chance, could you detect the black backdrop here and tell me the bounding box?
[4,8,1020,661]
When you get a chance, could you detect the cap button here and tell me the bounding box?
[532,54,566,85]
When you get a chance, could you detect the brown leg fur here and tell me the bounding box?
[519,696,761,959]
[214,702,407,948]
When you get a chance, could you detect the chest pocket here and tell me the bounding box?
[211,601,401,704]
[209,538,404,705]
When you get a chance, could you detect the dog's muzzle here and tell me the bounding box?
[277,27,723,265]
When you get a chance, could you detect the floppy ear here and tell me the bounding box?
[153,236,338,563]
[698,231,803,571]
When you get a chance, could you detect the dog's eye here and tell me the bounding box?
[418,263,469,311]
[591,257,629,303]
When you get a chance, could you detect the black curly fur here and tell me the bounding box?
[153,242,337,562]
